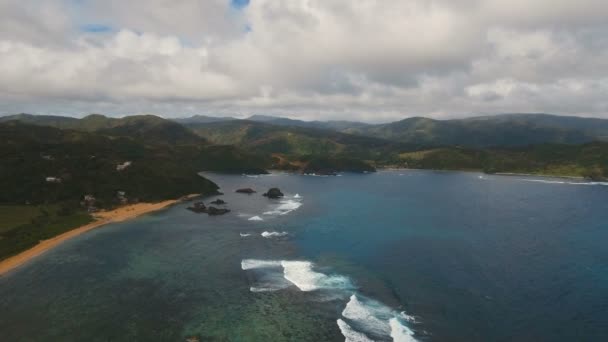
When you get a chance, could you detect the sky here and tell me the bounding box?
[0,0,607,122]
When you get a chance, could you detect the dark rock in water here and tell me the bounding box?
[263,187,284,199]
[210,199,226,205]
[187,201,207,213]
[206,206,230,216]
[187,201,230,215]
[236,188,256,194]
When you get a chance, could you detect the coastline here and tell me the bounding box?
[376,167,595,181]
[0,194,199,277]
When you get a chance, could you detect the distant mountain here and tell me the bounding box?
[1,113,205,146]
[7,111,608,151]
[246,114,370,131]
[347,114,608,147]
[394,142,608,180]
[184,120,397,157]
[173,115,238,125]
[0,113,78,127]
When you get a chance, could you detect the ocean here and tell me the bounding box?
[1,170,607,341]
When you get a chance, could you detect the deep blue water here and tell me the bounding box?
[1,170,607,341]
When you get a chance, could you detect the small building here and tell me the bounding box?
[116,191,128,204]
[116,161,132,171]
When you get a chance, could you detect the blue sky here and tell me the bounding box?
[231,0,250,9]
[81,23,112,33]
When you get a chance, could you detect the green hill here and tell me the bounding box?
[187,120,395,154]
[1,113,205,145]
[0,121,268,207]
[395,143,608,179]
[184,120,398,172]
[347,115,599,147]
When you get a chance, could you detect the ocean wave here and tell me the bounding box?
[337,319,374,342]
[240,233,252,237]
[248,216,264,221]
[263,199,303,216]
[390,317,417,342]
[281,261,352,292]
[241,259,282,270]
[519,178,608,186]
[261,231,288,238]
[249,284,290,292]
[241,259,352,292]
[303,173,330,177]
[341,294,417,342]
[241,259,418,339]
[294,193,301,198]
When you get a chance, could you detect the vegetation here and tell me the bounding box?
[345,114,608,147]
[393,143,608,179]
[0,204,93,260]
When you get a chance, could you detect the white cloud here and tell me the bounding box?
[0,0,607,121]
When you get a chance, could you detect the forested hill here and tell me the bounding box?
[0,114,204,145]
[345,114,608,147]
[3,112,608,178]
[0,122,268,208]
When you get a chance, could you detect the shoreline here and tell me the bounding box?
[376,167,595,181]
[0,194,200,277]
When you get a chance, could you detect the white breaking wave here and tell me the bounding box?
[337,319,374,342]
[281,261,352,292]
[294,193,301,198]
[303,173,329,177]
[248,216,264,221]
[261,231,288,238]
[263,199,303,216]
[241,259,282,270]
[389,317,417,342]
[240,233,252,237]
[241,259,353,292]
[518,178,608,186]
[342,294,391,336]
[341,294,417,342]
[241,260,418,340]
[249,285,289,292]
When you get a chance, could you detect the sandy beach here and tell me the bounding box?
[0,195,199,276]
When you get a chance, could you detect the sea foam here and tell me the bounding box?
[263,199,303,216]
[241,259,352,292]
[241,260,418,339]
[337,319,374,342]
[389,317,417,342]
[519,178,608,186]
[248,216,264,221]
[241,259,282,270]
[261,231,288,238]
[281,261,352,292]
[341,294,417,342]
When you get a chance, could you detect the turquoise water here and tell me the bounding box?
[1,171,608,341]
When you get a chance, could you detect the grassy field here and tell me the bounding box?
[0,205,45,233]
[0,204,92,260]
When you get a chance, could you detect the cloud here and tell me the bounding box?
[0,0,607,121]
